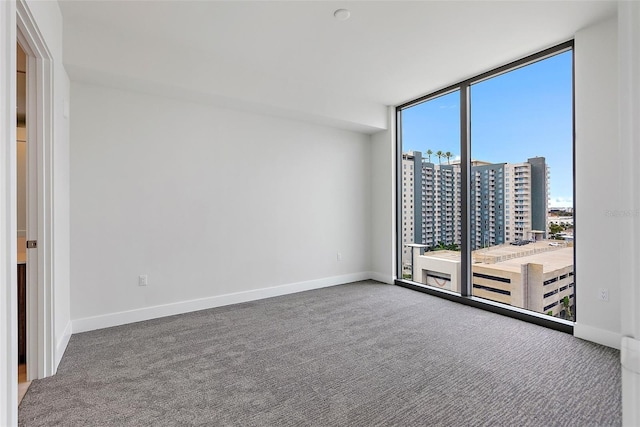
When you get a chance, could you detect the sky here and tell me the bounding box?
[401,50,573,208]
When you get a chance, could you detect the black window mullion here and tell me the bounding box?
[460,84,471,297]
[395,109,403,280]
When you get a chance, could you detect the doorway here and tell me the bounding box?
[16,41,31,404]
[15,0,58,381]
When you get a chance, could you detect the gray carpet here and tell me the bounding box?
[19,281,621,426]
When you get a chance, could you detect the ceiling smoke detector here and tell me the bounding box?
[334,9,351,21]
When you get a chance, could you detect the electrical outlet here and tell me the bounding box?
[337,252,342,261]
[138,274,148,286]
[598,288,609,302]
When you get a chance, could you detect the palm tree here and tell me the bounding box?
[426,149,433,163]
[435,150,444,165]
[445,151,453,165]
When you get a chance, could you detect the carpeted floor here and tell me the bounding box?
[19,281,621,426]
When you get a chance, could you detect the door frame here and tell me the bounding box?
[0,0,56,423]
[16,0,56,382]
[0,1,18,425]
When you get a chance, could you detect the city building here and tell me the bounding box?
[549,216,574,226]
[503,159,550,243]
[402,152,550,269]
[472,161,505,248]
[401,153,416,267]
[410,241,575,319]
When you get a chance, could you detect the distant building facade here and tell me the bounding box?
[409,243,575,319]
[401,151,549,268]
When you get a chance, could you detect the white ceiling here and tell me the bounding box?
[59,0,616,133]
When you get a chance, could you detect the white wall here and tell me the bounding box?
[574,16,621,348]
[618,2,640,425]
[53,56,72,366]
[370,107,395,283]
[70,82,372,330]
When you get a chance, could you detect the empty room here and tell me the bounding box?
[1,1,639,426]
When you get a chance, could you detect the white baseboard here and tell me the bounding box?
[55,321,72,370]
[574,322,621,349]
[369,271,394,284]
[72,272,373,333]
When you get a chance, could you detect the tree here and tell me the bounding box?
[445,151,453,164]
[446,243,460,251]
[433,241,447,251]
[549,223,564,235]
[435,150,444,165]
[432,241,460,252]
[562,296,574,321]
[426,149,433,163]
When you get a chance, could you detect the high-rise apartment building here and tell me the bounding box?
[401,153,416,267]
[503,158,550,242]
[471,161,505,248]
[401,151,549,269]
[402,151,463,268]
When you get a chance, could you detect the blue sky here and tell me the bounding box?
[401,50,573,208]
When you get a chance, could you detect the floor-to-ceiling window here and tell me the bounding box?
[399,90,462,294]
[397,42,574,323]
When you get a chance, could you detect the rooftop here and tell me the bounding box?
[421,242,574,273]
[420,250,461,261]
[475,244,574,274]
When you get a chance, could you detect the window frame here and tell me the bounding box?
[395,40,575,333]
